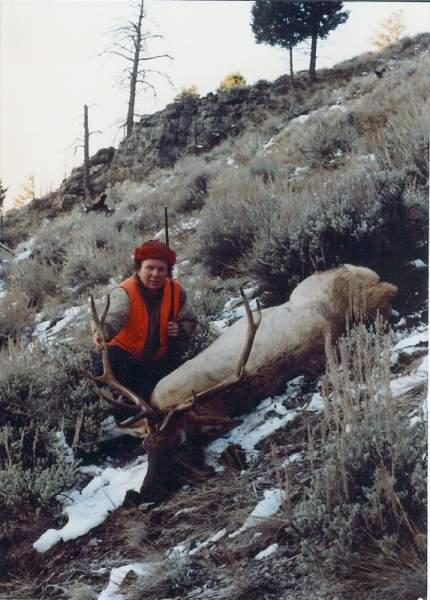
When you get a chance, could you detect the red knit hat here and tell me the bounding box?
[134,240,176,268]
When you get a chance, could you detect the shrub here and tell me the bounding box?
[197,169,275,275]
[32,228,69,267]
[218,71,247,92]
[248,157,283,183]
[62,248,112,295]
[171,156,221,214]
[248,166,428,304]
[0,288,36,346]
[233,131,266,166]
[175,85,199,104]
[288,320,426,598]
[134,188,177,234]
[6,258,60,308]
[0,337,109,515]
[60,223,135,296]
[288,109,359,166]
[0,424,79,510]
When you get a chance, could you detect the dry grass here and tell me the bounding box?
[197,168,274,275]
[286,318,427,598]
[0,287,36,346]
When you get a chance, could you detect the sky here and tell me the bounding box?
[1,0,429,209]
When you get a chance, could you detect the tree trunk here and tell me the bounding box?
[126,0,144,138]
[289,44,295,86]
[126,53,139,138]
[309,32,318,82]
[83,104,92,201]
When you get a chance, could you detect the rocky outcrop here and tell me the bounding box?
[108,81,277,182]
[33,83,282,213]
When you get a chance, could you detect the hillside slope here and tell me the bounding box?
[0,35,428,600]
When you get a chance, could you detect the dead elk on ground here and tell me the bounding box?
[87,264,398,503]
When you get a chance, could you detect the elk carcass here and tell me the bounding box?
[89,264,398,502]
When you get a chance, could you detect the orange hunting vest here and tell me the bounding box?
[108,275,182,361]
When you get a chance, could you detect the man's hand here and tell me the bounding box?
[167,321,180,337]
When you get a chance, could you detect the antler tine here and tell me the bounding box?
[237,288,262,377]
[100,294,111,327]
[88,293,158,419]
[90,382,141,413]
[158,288,262,431]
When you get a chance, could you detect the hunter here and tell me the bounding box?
[93,240,197,408]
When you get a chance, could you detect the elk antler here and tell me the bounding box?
[159,288,262,431]
[87,294,158,420]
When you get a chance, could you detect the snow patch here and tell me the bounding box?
[255,543,279,560]
[31,306,84,346]
[393,330,428,353]
[205,393,298,469]
[229,489,286,538]
[408,259,427,269]
[177,217,200,232]
[292,114,310,125]
[189,528,227,556]
[358,153,376,162]
[55,432,75,464]
[33,458,148,553]
[390,356,428,397]
[329,104,346,112]
[98,562,155,600]
[262,137,275,151]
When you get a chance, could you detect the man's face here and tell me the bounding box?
[138,259,168,289]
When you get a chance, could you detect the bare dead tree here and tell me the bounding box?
[83,104,91,201]
[72,104,102,201]
[106,0,173,138]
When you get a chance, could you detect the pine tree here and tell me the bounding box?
[301,1,349,82]
[251,0,308,85]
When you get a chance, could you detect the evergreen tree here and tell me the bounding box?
[301,1,349,81]
[252,0,308,85]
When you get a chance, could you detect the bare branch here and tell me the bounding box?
[105,50,134,62]
[139,53,173,62]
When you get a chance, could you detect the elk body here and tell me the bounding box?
[89,264,398,502]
